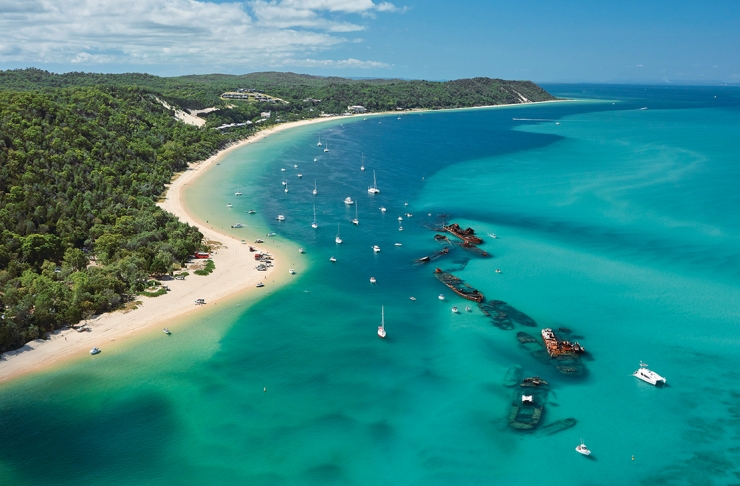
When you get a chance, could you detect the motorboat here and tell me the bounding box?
[282,180,287,185]
[368,170,380,194]
[404,202,408,206]
[394,243,402,246]
[266,232,276,237]
[256,282,265,287]
[398,216,403,221]
[488,232,497,239]
[451,306,458,313]
[495,269,501,273]
[234,191,242,196]
[276,215,285,221]
[293,164,298,169]
[231,223,243,228]
[297,173,302,178]
[405,213,412,217]
[344,197,354,205]
[90,347,101,355]
[289,268,296,275]
[163,328,171,334]
[410,297,416,301]
[575,440,591,456]
[438,294,445,300]
[226,203,232,208]
[248,210,256,214]
[314,158,317,162]
[370,277,377,284]
[372,245,381,252]
[399,226,403,231]
[298,248,305,253]
[465,307,472,312]
[380,206,387,212]
[330,256,337,262]
[633,361,666,385]
[254,238,264,243]
[378,306,386,338]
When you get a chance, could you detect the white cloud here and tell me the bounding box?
[0,0,400,70]
[281,57,390,68]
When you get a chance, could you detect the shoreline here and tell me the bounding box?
[0,98,568,386]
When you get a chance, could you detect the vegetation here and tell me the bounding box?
[0,68,557,353]
[193,260,215,276]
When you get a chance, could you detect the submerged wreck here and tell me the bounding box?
[508,377,550,430]
[451,239,490,257]
[433,268,485,302]
[443,223,484,245]
[479,300,537,330]
[541,328,586,357]
[414,247,450,264]
[517,332,585,376]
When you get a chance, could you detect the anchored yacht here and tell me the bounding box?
[633,361,666,385]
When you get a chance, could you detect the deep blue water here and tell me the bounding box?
[1,85,740,485]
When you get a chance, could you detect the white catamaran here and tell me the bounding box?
[368,170,380,194]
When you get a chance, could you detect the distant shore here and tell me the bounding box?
[0,99,568,385]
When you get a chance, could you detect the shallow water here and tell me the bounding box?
[2,85,740,485]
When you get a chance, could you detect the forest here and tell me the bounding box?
[0,69,557,352]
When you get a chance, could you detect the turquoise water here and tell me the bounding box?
[2,85,740,485]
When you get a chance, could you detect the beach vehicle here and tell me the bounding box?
[335,223,343,244]
[163,328,171,335]
[235,191,242,196]
[276,215,285,221]
[312,205,318,229]
[90,347,101,355]
[352,204,359,225]
[317,137,322,146]
[256,282,265,288]
[372,245,380,252]
[324,142,329,153]
[313,180,317,195]
[368,170,380,194]
[451,306,458,313]
[330,256,336,262]
[361,153,365,171]
[575,440,591,456]
[370,276,377,284]
[633,361,666,385]
[380,206,387,212]
[378,306,386,338]
[438,294,445,300]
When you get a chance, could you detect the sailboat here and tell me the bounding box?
[361,153,366,171]
[313,180,317,195]
[284,181,288,193]
[317,137,322,147]
[311,204,318,229]
[335,223,343,244]
[324,142,329,153]
[378,306,386,338]
[352,203,359,225]
[368,170,380,194]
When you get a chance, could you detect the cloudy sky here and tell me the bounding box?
[1,0,738,83]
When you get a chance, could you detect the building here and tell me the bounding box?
[348,105,367,113]
[261,111,271,118]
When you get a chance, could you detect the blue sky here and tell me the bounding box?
[0,0,738,83]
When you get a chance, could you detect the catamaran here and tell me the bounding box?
[335,223,343,244]
[368,170,380,194]
[312,204,318,229]
[378,306,386,338]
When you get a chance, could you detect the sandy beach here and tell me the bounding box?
[0,101,569,385]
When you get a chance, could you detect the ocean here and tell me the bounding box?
[1,85,740,485]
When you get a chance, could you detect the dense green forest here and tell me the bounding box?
[0,68,557,353]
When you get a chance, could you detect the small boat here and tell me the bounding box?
[163,328,171,334]
[235,191,242,196]
[298,248,305,253]
[313,180,317,195]
[465,307,472,312]
[227,203,232,208]
[488,232,497,239]
[314,158,317,162]
[90,347,101,355]
[380,206,387,212]
[324,142,329,153]
[372,245,380,252]
[277,215,285,221]
[399,226,403,231]
[451,306,458,313]
[335,223,343,244]
[404,202,408,206]
[633,361,666,385]
[370,276,377,284]
[312,204,318,229]
[317,137,322,147]
[361,153,365,171]
[352,204,359,225]
[555,122,561,125]
[248,210,256,214]
[284,182,288,193]
[394,243,402,246]
[344,197,354,205]
[289,268,296,275]
[266,232,276,237]
[495,269,501,273]
[293,164,298,168]
[398,216,403,221]
[378,306,386,338]
[254,238,264,243]
[297,173,302,178]
[281,180,287,185]
[281,168,286,172]
[409,297,416,301]
[405,213,412,217]
[330,256,337,262]
[256,282,265,287]
[575,440,591,456]
[231,223,244,228]
[368,170,380,194]
[438,294,445,300]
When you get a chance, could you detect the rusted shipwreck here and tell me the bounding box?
[443,223,484,245]
[433,268,485,303]
[541,328,586,357]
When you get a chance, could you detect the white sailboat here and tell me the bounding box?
[361,153,365,171]
[313,180,317,195]
[317,137,322,147]
[284,181,288,193]
[324,142,329,153]
[378,306,386,338]
[335,223,343,244]
[368,170,380,194]
[312,204,318,229]
[352,203,359,225]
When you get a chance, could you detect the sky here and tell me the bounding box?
[0,0,738,83]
